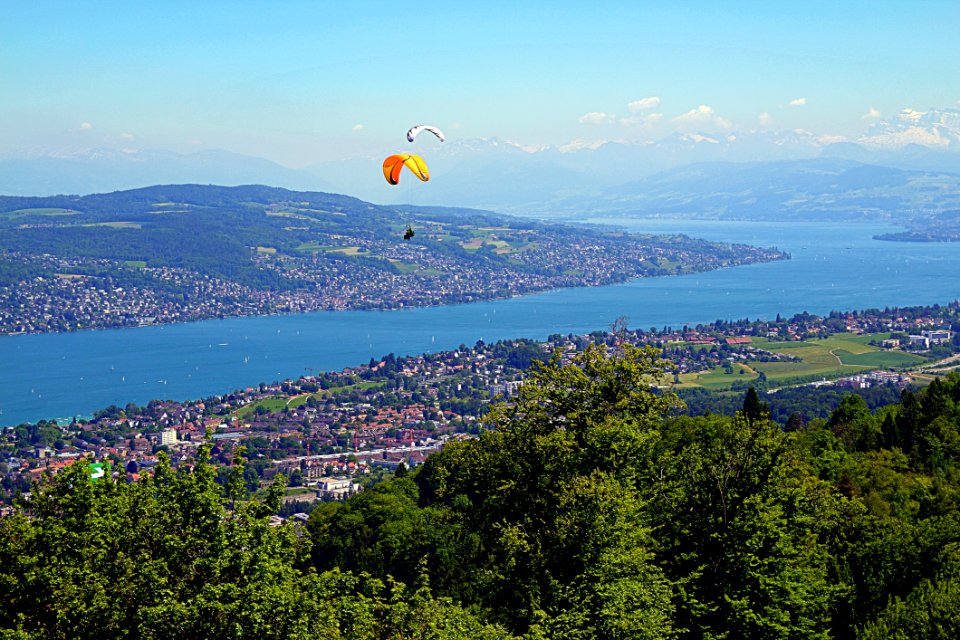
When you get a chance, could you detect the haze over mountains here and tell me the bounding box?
[3,108,959,220]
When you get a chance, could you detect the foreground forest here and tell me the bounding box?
[2,346,959,639]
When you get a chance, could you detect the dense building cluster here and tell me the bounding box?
[0,231,785,335]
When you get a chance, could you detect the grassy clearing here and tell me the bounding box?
[679,332,930,391]
[124,260,147,268]
[838,350,927,367]
[292,208,346,216]
[678,364,759,389]
[285,487,315,496]
[256,246,277,254]
[295,243,370,256]
[328,246,369,256]
[2,208,77,218]
[235,396,290,418]
[266,210,316,221]
[751,359,862,382]
[817,335,877,355]
[460,237,514,253]
[295,242,330,253]
[82,221,142,229]
[389,260,421,274]
[232,382,386,419]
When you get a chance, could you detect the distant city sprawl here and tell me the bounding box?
[0,185,786,335]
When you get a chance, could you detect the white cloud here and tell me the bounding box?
[861,107,881,121]
[79,122,93,131]
[759,112,772,127]
[672,105,732,130]
[628,96,661,112]
[578,111,614,125]
[120,132,135,141]
[816,134,847,145]
[352,124,364,131]
[788,97,807,107]
[673,105,714,124]
[618,112,663,126]
[898,108,925,123]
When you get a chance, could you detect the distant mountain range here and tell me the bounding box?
[3,108,959,224]
[555,158,960,223]
[0,148,334,197]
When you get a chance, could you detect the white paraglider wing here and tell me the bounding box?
[406,124,445,143]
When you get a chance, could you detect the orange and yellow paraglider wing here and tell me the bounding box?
[382,154,430,185]
[383,154,406,185]
[403,154,430,182]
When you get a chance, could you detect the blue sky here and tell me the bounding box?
[3,0,958,166]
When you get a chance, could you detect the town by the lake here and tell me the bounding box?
[4,301,957,515]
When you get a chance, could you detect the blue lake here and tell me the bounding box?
[1,218,957,426]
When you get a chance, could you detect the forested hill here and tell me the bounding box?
[2,346,959,638]
[0,184,378,224]
[0,184,786,335]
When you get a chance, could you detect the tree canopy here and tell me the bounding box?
[3,351,960,638]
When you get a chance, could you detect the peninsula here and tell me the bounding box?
[0,184,787,335]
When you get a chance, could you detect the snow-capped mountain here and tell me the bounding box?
[5,107,960,215]
[859,108,960,150]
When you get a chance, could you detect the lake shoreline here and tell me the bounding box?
[3,218,956,427]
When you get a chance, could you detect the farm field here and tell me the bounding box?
[677,333,929,390]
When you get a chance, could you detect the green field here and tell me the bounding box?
[389,259,441,275]
[295,242,369,256]
[834,350,926,367]
[81,221,142,229]
[266,210,318,222]
[234,395,294,418]
[678,364,759,389]
[1,207,78,218]
[233,381,386,419]
[284,487,315,497]
[328,246,369,256]
[123,260,147,268]
[678,333,930,390]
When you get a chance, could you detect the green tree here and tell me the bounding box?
[415,344,678,636]
[742,386,769,423]
[651,411,847,639]
[829,394,879,451]
[0,448,511,639]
